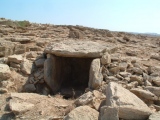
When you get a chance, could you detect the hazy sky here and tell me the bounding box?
[0,0,160,33]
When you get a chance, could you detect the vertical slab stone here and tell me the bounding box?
[44,54,57,93]
[100,106,119,120]
[89,58,103,89]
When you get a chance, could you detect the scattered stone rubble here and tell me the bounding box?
[0,18,160,120]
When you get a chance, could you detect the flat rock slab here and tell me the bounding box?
[44,40,116,58]
[9,93,74,119]
[64,106,99,120]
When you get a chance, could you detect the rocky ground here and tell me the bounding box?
[0,18,160,120]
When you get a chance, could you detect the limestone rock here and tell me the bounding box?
[20,60,33,75]
[148,111,160,120]
[89,59,103,89]
[145,86,160,96]
[44,40,116,58]
[100,106,119,120]
[35,58,45,67]
[130,88,158,101]
[101,53,111,65]
[0,64,11,80]
[151,54,160,61]
[14,44,26,54]
[74,91,93,106]
[24,84,36,92]
[12,37,32,43]
[119,62,128,71]
[64,106,99,120]
[8,55,23,63]
[9,99,34,114]
[130,75,143,84]
[106,82,152,120]
[152,77,160,86]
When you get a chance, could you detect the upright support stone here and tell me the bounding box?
[100,106,119,120]
[89,58,103,89]
[44,54,59,93]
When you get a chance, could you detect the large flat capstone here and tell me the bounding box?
[44,40,115,58]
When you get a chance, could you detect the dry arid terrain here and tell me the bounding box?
[0,18,160,120]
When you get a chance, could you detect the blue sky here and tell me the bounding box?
[0,0,160,33]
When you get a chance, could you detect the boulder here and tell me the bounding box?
[100,106,119,120]
[89,59,103,89]
[74,91,93,106]
[8,55,23,63]
[106,82,152,120]
[64,106,99,120]
[44,40,116,58]
[0,64,11,80]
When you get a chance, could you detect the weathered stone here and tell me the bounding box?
[119,62,128,71]
[148,111,160,120]
[14,44,26,54]
[44,40,116,58]
[9,99,34,114]
[10,62,20,68]
[101,53,111,65]
[64,106,99,120]
[130,75,143,84]
[132,67,143,74]
[89,59,103,89]
[74,91,93,106]
[145,86,160,96]
[0,40,15,57]
[126,81,138,89]
[0,88,8,93]
[26,52,37,58]
[109,66,120,74]
[119,72,131,77]
[24,84,36,92]
[0,64,11,80]
[151,54,160,61]
[8,55,23,64]
[35,58,45,67]
[10,92,74,118]
[147,66,160,74]
[130,88,158,101]
[152,77,160,86]
[20,60,33,75]
[44,55,58,93]
[12,37,32,43]
[106,82,152,120]
[100,106,119,120]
